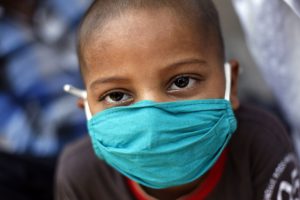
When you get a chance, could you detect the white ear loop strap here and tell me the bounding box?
[224,62,232,101]
[83,97,92,120]
[63,84,92,120]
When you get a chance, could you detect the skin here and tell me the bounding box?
[80,7,240,200]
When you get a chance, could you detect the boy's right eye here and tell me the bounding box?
[99,91,133,106]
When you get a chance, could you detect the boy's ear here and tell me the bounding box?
[229,59,240,110]
[77,98,85,110]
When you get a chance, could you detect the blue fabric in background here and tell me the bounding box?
[0,0,92,156]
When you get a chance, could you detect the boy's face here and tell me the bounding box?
[82,8,239,115]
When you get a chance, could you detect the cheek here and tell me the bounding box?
[202,72,225,99]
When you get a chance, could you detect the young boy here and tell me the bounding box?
[55,0,300,199]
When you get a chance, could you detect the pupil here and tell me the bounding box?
[110,92,124,101]
[175,77,189,88]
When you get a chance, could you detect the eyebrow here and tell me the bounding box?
[90,76,129,90]
[89,58,207,89]
[164,58,207,70]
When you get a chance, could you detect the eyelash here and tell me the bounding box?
[98,74,202,106]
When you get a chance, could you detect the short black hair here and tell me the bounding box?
[78,0,224,74]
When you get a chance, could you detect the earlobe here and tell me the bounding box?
[229,60,240,110]
[77,98,85,109]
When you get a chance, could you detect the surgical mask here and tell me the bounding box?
[85,63,237,189]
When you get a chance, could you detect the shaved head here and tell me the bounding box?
[78,0,224,76]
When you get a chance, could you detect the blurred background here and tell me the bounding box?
[0,0,299,199]
[0,0,92,199]
[214,0,277,108]
[215,0,300,156]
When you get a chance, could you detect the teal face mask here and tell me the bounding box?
[86,63,237,189]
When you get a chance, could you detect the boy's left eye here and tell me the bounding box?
[169,76,197,91]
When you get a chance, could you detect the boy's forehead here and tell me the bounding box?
[83,8,211,68]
